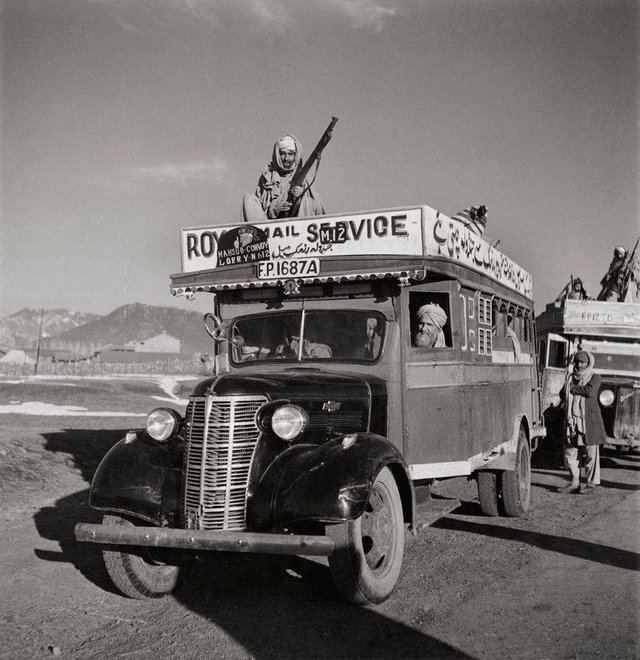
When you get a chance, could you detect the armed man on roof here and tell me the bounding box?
[242,118,338,223]
[597,238,640,302]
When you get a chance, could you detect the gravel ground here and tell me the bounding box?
[0,378,638,659]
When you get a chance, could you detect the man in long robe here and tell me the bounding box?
[242,135,324,223]
[557,351,607,494]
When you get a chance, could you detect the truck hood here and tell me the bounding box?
[191,369,387,435]
[193,368,385,401]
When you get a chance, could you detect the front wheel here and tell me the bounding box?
[102,514,193,599]
[501,426,531,517]
[327,467,404,605]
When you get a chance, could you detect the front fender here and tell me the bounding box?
[246,433,412,530]
[89,433,183,526]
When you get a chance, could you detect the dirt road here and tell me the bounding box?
[0,414,638,659]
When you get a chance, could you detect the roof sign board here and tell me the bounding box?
[558,300,640,338]
[177,205,533,298]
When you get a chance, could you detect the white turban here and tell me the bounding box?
[417,303,447,328]
[277,136,297,152]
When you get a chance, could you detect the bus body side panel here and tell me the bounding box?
[404,366,532,464]
[464,375,531,453]
[404,377,468,463]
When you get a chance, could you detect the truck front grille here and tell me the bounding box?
[614,386,640,440]
[183,394,267,531]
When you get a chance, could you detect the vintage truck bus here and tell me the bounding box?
[75,204,546,605]
[537,298,640,451]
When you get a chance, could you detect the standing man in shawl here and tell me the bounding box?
[557,351,607,494]
[242,135,325,223]
[413,303,448,348]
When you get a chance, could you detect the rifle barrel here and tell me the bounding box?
[285,118,338,217]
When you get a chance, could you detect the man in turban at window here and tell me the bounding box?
[413,303,448,348]
[242,135,325,223]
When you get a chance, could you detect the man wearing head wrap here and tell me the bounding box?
[557,350,607,494]
[242,135,325,223]
[597,246,627,301]
[566,278,588,300]
[413,303,448,348]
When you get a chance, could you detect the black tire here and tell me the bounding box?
[477,471,501,517]
[501,426,531,517]
[327,467,404,605]
[102,514,193,599]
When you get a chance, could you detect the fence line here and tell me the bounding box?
[0,358,208,378]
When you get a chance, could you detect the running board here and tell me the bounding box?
[415,497,460,531]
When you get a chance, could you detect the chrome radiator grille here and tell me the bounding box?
[183,394,267,531]
[614,386,640,440]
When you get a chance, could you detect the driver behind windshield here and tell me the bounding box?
[275,326,332,359]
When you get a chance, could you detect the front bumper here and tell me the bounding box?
[75,523,335,557]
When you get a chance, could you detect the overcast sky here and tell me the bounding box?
[1,0,637,317]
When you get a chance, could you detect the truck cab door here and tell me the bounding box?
[540,333,570,411]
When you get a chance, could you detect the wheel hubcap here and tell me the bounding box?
[360,484,395,574]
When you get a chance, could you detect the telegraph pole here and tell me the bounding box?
[34,308,44,375]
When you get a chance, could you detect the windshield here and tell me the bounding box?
[230,310,386,364]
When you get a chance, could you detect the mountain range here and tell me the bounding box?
[0,304,213,355]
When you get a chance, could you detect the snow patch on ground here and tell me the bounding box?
[152,376,190,405]
[0,374,196,414]
[0,379,79,386]
[0,402,146,416]
[151,396,189,406]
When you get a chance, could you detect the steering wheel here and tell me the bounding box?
[203,313,225,342]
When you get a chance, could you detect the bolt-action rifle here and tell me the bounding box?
[283,116,338,218]
[620,235,640,301]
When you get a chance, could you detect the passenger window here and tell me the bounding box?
[478,295,492,356]
[409,293,451,349]
[492,302,507,337]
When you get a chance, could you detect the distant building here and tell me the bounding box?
[0,349,35,365]
[124,331,182,354]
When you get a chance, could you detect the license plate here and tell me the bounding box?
[256,258,320,280]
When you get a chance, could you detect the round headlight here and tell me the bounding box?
[146,408,181,442]
[271,405,308,441]
[598,390,615,407]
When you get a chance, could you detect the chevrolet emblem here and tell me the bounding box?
[323,400,341,412]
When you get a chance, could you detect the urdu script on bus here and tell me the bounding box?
[431,215,533,298]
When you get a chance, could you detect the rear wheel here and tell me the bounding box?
[501,426,531,517]
[477,471,500,517]
[102,514,193,599]
[328,467,404,605]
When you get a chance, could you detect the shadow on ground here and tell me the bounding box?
[34,428,127,594]
[33,428,471,659]
[172,553,471,658]
[433,516,640,571]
